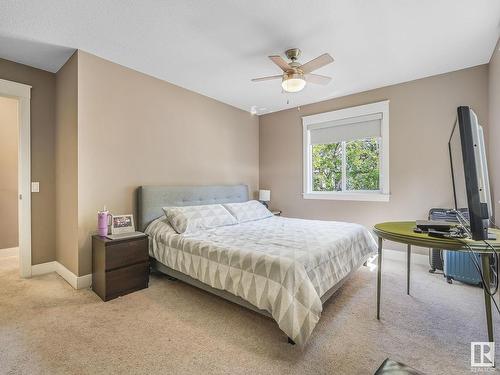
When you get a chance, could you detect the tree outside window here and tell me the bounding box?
[312,137,380,192]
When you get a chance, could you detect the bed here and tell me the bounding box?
[138,184,377,346]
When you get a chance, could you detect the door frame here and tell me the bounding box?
[0,78,32,277]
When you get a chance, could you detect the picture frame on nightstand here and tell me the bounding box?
[111,214,135,234]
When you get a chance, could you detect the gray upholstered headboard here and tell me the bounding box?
[137,184,249,231]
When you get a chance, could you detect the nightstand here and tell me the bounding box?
[92,234,149,301]
[271,210,282,216]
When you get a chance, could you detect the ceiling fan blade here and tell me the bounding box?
[300,53,334,73]
[305,73,332,85]
[251,75,283,82]
[268,55,291,71]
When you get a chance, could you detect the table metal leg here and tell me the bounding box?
[407,244,411,295]
[377,236,383,320]
[481,254,494,343]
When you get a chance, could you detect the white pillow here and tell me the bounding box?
[223,200,272,223]
[163,204,237,234]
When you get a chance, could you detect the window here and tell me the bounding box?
[302,101,390,201]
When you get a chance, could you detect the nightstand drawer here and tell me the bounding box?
[106,262,149,300]
[105,237,148,270]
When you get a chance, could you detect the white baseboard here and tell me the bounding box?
[31,261,91,290]
[55,262,92,289]
[0,246,19,252]
[0,247,19,258]
[76,273,92,289]
[383,248,428,266]
[30,248,424,289]
[31,261,57,276]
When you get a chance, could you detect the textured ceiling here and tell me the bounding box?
[0,0,499,114]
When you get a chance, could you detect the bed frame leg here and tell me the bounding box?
[287,337,296,345]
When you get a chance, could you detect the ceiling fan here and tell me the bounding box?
[251,48,334,93]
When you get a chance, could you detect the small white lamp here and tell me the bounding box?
[259,189,271,208]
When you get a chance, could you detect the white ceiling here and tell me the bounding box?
[0,1,499,114]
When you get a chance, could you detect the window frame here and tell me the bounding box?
[302,100,390,202]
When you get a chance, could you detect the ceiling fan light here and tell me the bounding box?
[281,73,306,93]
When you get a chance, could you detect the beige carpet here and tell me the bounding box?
[1,248,499,375]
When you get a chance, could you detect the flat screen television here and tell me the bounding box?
[448,106,492,240]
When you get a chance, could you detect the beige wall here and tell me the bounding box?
[0,45,492,273]
[489,38,500,222]
[55,52,79,274]
[0,58,56,264]
[260,65,489,252]
[74,51,259,275]
[0,96,18,249]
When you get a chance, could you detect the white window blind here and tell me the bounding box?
[309,113,382,145]
[302,100,390,201]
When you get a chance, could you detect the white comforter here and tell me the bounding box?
[146,216,377,345]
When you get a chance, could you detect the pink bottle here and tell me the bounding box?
[97,207,110,236]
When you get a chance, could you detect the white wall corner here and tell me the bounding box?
[31,261,92,290]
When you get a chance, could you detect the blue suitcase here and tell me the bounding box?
[443,250,482,285]
[428,208,483,286]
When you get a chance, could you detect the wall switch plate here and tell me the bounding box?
[31,182,40,193]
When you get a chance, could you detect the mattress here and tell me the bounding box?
[146,215,377,345]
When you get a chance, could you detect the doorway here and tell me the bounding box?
[0,96,19,257]
[0,79,31,277]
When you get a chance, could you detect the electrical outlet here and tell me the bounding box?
[31,182,40,193]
